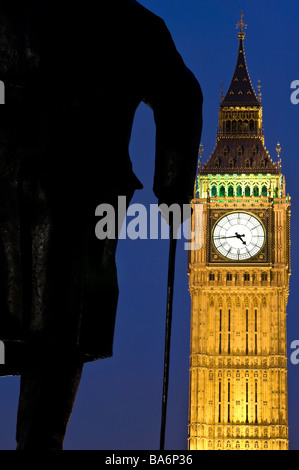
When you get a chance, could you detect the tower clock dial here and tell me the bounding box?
[212,212,265,260]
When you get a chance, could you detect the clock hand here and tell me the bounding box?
[214,233,247,245]
[238,236,246,245]
[235,232,247,245]
[214,236,239,240]
[214,234,245,240]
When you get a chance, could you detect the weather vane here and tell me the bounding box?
[236,11,247,39]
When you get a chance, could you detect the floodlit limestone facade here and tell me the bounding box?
[188,14,291,450]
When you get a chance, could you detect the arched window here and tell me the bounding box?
[245,185,251,197]
[211,185,217,197]
[232,120,237,133]
[245,158,250,169]
[252,146,257,157]
[219,185,225,197]
[238,120,242,133]
[261,185,268,196]
[243,120,249,133]
[237,146,243,157]
[228,185,234,197]
[226,121,231,133]
[228,158,234,169]
[253,185,259,197]
[260,158,265,168]
[236,185,242,197]
[215,158,219,169]
[223,146,228,156]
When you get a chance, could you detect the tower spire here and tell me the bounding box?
[199,13,279,176]
[221,12,259,107]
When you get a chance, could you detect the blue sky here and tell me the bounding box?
[1,0,299,450]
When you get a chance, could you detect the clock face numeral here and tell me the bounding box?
[212,212,265,260]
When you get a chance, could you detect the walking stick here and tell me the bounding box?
[160,216,177,451]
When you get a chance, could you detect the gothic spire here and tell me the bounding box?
[221,12,260,107]
[199,12,279,176]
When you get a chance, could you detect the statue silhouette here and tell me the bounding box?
[0,0,203,449]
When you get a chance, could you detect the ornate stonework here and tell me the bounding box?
[188,14,291,450]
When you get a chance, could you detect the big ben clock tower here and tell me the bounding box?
[188,13,291,450]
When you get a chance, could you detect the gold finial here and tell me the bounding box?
[276,142,282,171]
[220,81,224,103]
[236,11,247,39]
[257,79,262,103]
[198,143,204,171]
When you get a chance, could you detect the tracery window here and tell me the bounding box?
[261,185,268,196]
[219,185,225,197]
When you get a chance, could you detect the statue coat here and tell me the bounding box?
[0,0,203,375]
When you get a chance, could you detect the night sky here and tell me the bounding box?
[1,0,299,450]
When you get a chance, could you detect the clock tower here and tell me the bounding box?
[188,13,291,450]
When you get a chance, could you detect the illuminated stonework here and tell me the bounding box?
[188,15,290,451]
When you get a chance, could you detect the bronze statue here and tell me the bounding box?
[0,0,202,449]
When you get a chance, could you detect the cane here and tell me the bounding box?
[159,215,177,451]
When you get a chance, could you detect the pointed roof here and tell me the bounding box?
[199,138,279,175]
[199,13,279,176]
[221,34,260,107]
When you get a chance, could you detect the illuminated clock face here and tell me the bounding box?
[212,212,265,260]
